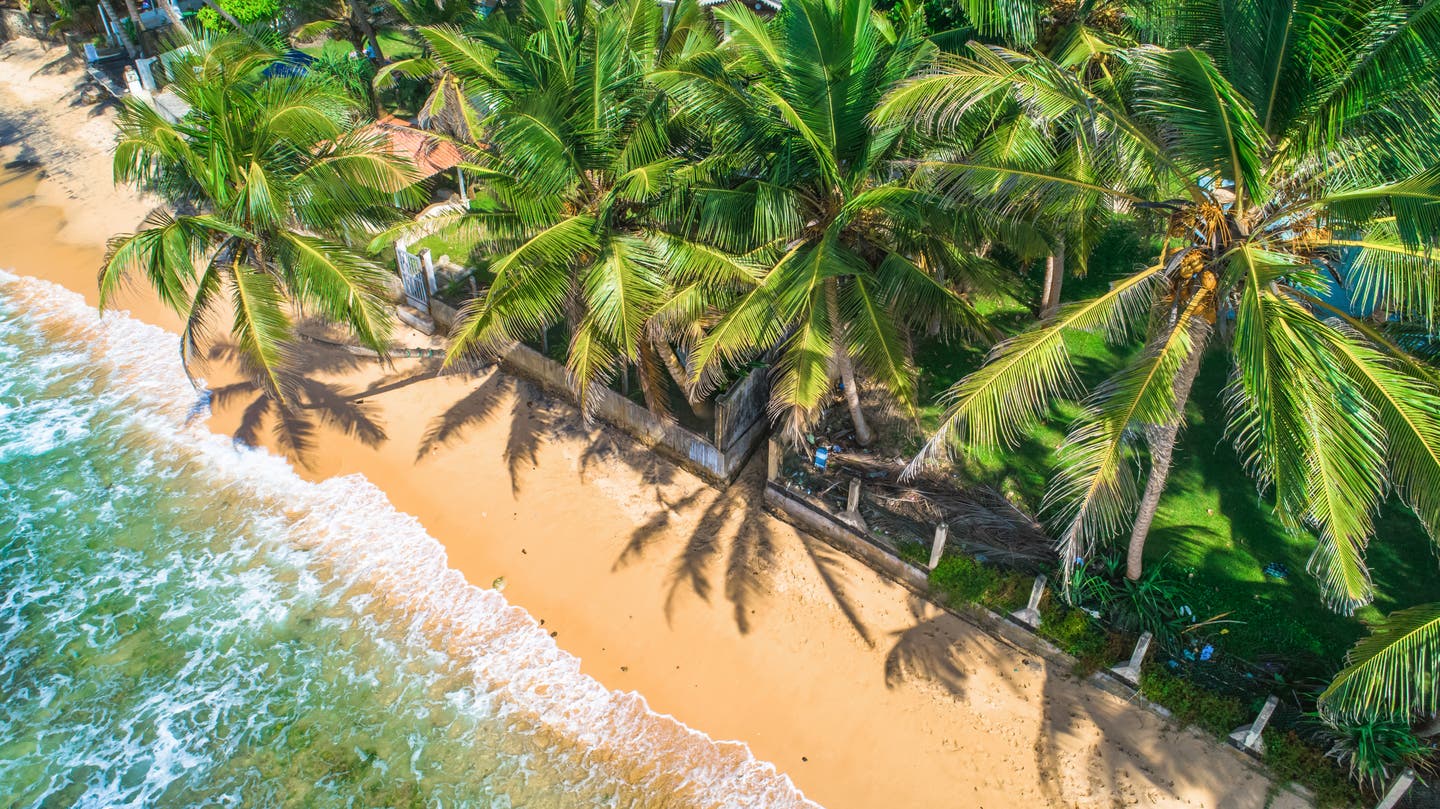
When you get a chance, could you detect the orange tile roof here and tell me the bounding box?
[367,115,464,179]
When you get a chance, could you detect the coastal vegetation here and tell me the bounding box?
[74,0,1440,798]
[101,38,420,398]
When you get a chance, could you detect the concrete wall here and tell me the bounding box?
[427,298,767,485]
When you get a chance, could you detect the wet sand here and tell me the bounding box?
[0,36,1308,809]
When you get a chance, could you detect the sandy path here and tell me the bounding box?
[0,37,1307,809]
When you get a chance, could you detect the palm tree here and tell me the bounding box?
[292,0,392,65]
[955,0,1172,318]
[101,38,420,402]
[885,0,1440,603]
[657,0,1025,445]
[386,0,746,417]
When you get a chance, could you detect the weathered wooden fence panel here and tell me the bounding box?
[495,342,767,485]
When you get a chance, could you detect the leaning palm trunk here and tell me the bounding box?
[1417,715,1440,738]
[200,0,244,31]
[827,277,873,446]
[1126,340,1206,580]
[1040,237,1064,319]
[100,0,139,56]
[121,0,148,56]
[348,0,385,63]
[658,338,713,419]
[156,0,191,41]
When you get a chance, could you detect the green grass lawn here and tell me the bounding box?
[295,31,423,63]
[911,222,1440,677]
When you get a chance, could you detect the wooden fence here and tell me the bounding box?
[427,298,768,485]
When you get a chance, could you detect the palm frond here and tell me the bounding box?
[1320,603,1440,722]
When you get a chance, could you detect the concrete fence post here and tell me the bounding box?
[838,477,867,531]
[1229,695,1279,754]
[1374,769,1416,809]
[420,248,437,296]
[927,523,948,570]
[1110,631,1152,685]
[1011,574,1047,627]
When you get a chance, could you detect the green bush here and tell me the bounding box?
[1320,716,1435,792]
[927,555,1029,612]
[1263,730,1363,809]
[1136,666,1247,738]
[1036,602,1125,676]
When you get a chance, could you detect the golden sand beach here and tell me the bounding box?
[0,36,1308,809]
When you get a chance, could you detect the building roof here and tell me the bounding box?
[365,115,465,180]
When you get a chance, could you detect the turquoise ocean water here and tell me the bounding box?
[0,270,813,808]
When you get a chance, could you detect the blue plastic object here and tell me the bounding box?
[814,446,829,469]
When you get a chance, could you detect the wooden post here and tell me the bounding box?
[1229,696,1279,754]
[1011,574,1046,626]
[767,438,780,482]
[1375,769,1416,809]
[927,523,948,570]
[1110,631,1152,684]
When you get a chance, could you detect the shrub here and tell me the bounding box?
[1320,716,1435,791]
[1036,602,1125,676]
[1263,730,1363,809]
[1137,666,1247,738]
[1071,555,1194,640]
[927,555,1029,612]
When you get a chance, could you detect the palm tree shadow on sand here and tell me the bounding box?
[204,342,390,468]
[415,371,573,496]
[612,460,886,642]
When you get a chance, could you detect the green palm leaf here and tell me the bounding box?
[1320,604,1440,722]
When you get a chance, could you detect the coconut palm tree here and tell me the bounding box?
[885,0,1440,603]
[101,38,420,402]
[384,0,749,417]
[657,0,1027,445]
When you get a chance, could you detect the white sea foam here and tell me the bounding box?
[0,269,820,808]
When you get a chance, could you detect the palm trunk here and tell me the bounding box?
[100,0,139,57]
[157,0,191,41]
[825,277,873,446]
[1416,714,1440,738]
[348,0,385,64]
[1126,342,1205,580]
[1041,237,1065,319]
[658,339,712,419]
[927,257,945,337]
[200,0,244,31]
[121,0,149,56]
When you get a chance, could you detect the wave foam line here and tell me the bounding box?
[0,269,821,809]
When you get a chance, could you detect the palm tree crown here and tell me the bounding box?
[659,0,1029,444]
[103,38,420,399]
[884,0,1440,609]
[391,0,752,416]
